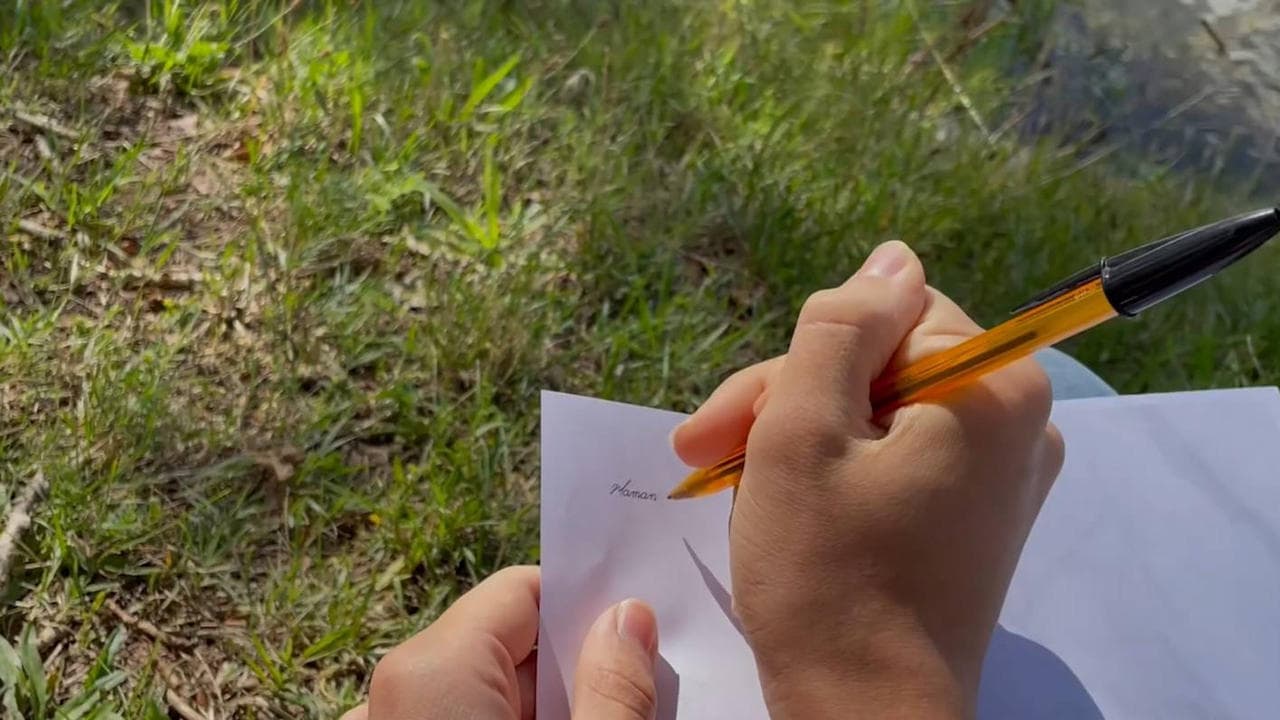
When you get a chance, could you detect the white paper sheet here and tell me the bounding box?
[538,392,765,719]
[979,387,1280,719]
[539,387,1280,719]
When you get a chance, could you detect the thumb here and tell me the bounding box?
[770,240,927,430]
[572,599,660,720]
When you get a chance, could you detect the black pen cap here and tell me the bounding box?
[1101,208,1280,316]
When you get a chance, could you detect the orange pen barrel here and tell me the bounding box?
[869,277,1117,414]
[668,278,1117,500]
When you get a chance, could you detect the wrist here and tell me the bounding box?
[753,627,971,720]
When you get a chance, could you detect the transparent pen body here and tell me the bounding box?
[870,277,1117,411]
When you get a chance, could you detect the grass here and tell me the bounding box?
[1,0,1277,716]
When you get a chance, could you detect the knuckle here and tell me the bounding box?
[1000,357,1054,428]
[1043,422,1066,477]
[1028,421,1067,504]
[586,665,658,719]
[484,563,536,586]
[487,565,522,581]
[798,286,896,334]
[721,363,761,392]
[859,297,898,332]
[472,631,513,678]
[1021,361,1055,423]
[750,402,850,465]
[797,288,842,324]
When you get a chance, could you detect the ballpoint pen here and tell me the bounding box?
[667,207,1280,501]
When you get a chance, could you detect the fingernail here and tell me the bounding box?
[616,599,658,659]
[856,240,910,279]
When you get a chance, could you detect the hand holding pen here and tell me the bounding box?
[669,208,1280,500]
[672,240,1066,717]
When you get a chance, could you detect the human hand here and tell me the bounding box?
[341,566,661,720]
[672,241,1064,718]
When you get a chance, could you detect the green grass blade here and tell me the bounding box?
[422,181,485,247]
[349,84,365,154]
[496,76,533,113]
[17,629,46,716]
[483,135,501,249]
[458,53,519,122]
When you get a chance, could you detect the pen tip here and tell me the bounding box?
[667,483,697,500]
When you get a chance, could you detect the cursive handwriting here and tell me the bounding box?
[609,479,658,502]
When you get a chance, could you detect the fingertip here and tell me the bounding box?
[669,419,701,465]
[850,240,925,286]
[843,240,929,334]
[887,242,929,309]
[669,419,694,459]
[672,416,750,468]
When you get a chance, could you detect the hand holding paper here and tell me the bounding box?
[340,566,664,720]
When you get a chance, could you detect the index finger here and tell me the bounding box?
[671,357,784,467]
